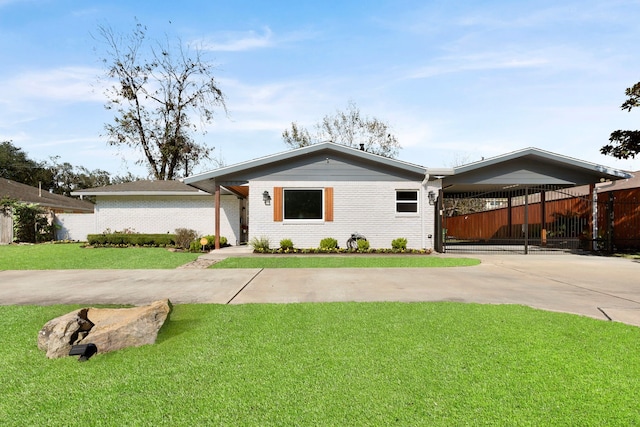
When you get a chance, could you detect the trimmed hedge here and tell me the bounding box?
[87,233,176,247]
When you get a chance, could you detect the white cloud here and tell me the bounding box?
[197,27,274,52]
[406,51,549,80]
[0,66,105,104]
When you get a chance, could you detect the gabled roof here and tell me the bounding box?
[73,180,212,196]
[0,179,94,213]
[453,147,632,178]
[183,142,427,192]
[435,147,633,194]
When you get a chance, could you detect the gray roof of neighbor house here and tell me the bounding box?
[0,179,94,213]
[72,179,237,196]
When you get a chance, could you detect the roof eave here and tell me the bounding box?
[183,142,426,184]
[70,190,212,196]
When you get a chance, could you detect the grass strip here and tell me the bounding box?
[211,256,480,268]
[0,243,199,269]
[1,302,639,425]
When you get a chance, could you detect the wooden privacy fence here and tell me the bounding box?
[596,188,640,251]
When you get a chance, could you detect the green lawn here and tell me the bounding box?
[212,256,480,268]
[2,303,638,425]
[0,243,200,269]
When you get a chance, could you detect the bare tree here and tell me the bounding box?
[96,21,226,180]
[282,101,401,158]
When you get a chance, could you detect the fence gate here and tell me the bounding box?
[1,208,13,244]
[440,185,614,254]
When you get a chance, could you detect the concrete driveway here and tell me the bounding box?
[1,253,639,327]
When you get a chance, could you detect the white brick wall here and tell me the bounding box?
[89,195,241,243]
[55,213,96,241]
[249,180,439,250]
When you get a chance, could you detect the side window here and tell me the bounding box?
[396,190,418,213]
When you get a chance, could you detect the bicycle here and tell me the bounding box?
[346,232,367,250]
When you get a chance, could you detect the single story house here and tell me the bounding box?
[1,178,94,244]
[68,143,632,252]
[184,142,438,250]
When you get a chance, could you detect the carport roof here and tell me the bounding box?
[428,147,633,195]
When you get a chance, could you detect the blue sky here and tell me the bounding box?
[1,0,640,177]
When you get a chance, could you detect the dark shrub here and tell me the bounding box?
[175,228,199,250]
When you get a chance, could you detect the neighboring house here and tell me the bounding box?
[71,180,246,244]
[0,178,94,244]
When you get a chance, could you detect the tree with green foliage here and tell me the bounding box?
[9,202,55,243]
[0,141,52,187]
[1,141,137,195]
[601,82,640,160]
[96,21,227,180]
[282,101,401,158]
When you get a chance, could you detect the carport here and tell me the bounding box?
[428,148,632,254]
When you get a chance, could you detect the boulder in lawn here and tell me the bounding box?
[38,299,172,359]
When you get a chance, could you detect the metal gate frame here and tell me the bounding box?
[438,185,609,255]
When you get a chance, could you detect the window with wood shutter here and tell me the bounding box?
[273,187,333,222]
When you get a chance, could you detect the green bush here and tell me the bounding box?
[357,239,370,251]
[11,202,54,243]
[250,236,271,251]
[87,233,175,247]
[392,237,408,250]
[175,228,199,250]
[280,238,294,250]
[202,235,228,247]
[319,237,338,250]
[189,240,202,252]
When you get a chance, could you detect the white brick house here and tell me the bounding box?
[72,180,245,244]
[184,142,440,250]
[67,143,631,251]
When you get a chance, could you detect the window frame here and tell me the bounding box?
[282,187,325,222]
[395,189,419,215]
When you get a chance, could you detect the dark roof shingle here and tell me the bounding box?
[0,179,94,212]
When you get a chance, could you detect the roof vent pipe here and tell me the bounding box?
[359,143,365,151]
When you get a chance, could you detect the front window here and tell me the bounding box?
[284,189,323,220]
[396,190,418,213]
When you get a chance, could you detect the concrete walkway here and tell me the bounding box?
[1,248,640,327]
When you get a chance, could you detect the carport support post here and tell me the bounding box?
[214,184,221,250]
[524,186,529,255]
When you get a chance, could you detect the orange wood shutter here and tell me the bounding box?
[273,187,283,222]
[325,187,334,222]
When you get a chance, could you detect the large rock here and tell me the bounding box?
[37,308,94,359]
[38,299,172,359]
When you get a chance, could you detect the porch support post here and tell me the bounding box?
[215,183,221,250]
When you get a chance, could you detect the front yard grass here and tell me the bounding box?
[1,302,639,425]
[211,256,480,268]
[0,243,199,269]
